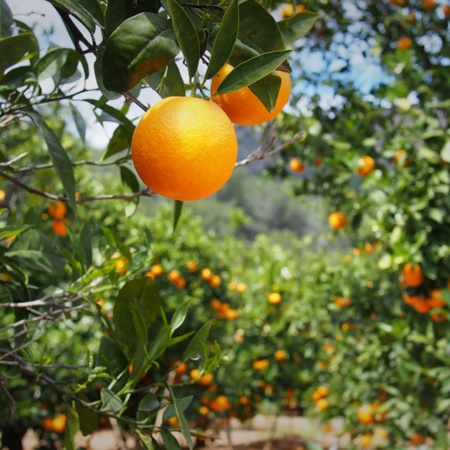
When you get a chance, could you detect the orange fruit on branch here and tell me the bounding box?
[402,262,424,287]
[48,201,67,219]
[211,63,291,126]
[356,155,375,177]
[131,96,238,201]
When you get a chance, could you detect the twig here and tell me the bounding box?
[235,132,305,167]
[0,374,16,422]
[0,170,155,203]
[123,91,149,112]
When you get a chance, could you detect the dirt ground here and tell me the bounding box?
[20,415,345,450]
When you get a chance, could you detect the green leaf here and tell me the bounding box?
[94,45,122,100]
[63,404,79,450]
[215,50,291,94]
[101,125,131,160]
[248,72,281,113]
[166,0,199,79]
[182,321,211,360]
[49,0,102,32]
[173,200,183,234]
[79,220,92,269]
[234,0,285,61]
[102,13,179,92]
[100,388,124,413]
[139,393,161,412]
[113,277,161,354]
[146,61,186,98]
[170,299,191,333]
[441,141,450,163]
[69,102,86,143]
[165,389,194,450]
[75,402,98,436]
[1,0,13,38]
[278,12,320,47]
[136,430,156,450]
[161,428,181,450]
[147,325,171,361]
[23,107,77,211]
[120,165,140,193]
[204,0,239,80]
[97,336,128,377]
[35,47,80,84]
[0,33,37,74]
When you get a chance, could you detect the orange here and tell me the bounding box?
[410,432,425,446]
[210,395,231,412]
[146,264,164,278]
[357,404,375,424]
[186,260,198,272]
[444,5,450,17]
[48,201,67,219]
[274,349,287,361]
[314,156,323,167]
[211,63,291,126]
[289,157,305,173]
[51,413,66,433]
[397,37,413,50]
[252,359,270,370]
[422,0,436,9]
[198,406,209,416]
[392,149,411,167]
[42,416,54,432]
[360,433,372,447]
[428,289,446,309]
[328,211,347,229]
[201,268,213,281]
[280,3,308,19]
[131,96,238,201]
[267,292,282,304]
[316,398,329,411]
[209,274,221,288]
[52,219,68,237]
[190,369,214,386]
[402,262,424,287]
[356,155,375,176]
[173,361,188,376]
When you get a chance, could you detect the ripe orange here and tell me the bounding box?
[51,413,66,433]
[211,63,291,126]
[289,157,305,173]
[356,155,375,176]
[52,219,68,237]
[328,211,347,229]
[427,289,446,309]
[280,3,308,19]
[210,395,231,412]
[422,0,436,9]
[146,264,164,278]
[357,404,375,425]
[402,262,424,287]
[410,432,425,446]
[131,96,238,201]
[252,359,270,370]
[360,433,372,447]
[392,149,411,167]
[267,292,282,304]
[186,260,198,272]
[48,201,67,219]
[397,37,413,50]
[444,5,450,17]
[274,349,287,361]
[316,398,329,411]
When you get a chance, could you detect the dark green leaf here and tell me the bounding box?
[167,0,199,78]
[120,165,140,193]
[63,403,79,450]
[86,97,135,131]
[248,72,281,113]
[79,221,92,269]
[49,0,102,32]
[147,325,171,361]
[97,336,128,377]
[146,61,186,98]
[100,388,124,413]
[136,430,156,450]
[278,12,320,46]
[173,200,183,234]
[215,50,291,94]
[139,393,161,412]
[182,321,211,360]
[0,33,37,74]
[94,45,122,100]
[204,0,239,80]
[35,48,79,83]
[161,428,181,449]
[113,278,161,354]
[23,108,77,210]
[102,12,179,92]
[75,402,98,436]
[69,103,86,143]
[238,0,285,52]
[164,390,194,450]
[170,299,191,333]
[1,0,13,38]
[101,125,131,160]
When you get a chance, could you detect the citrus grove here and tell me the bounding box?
[1,0,450,449]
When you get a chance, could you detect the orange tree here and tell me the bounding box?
[0,0,319,448]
